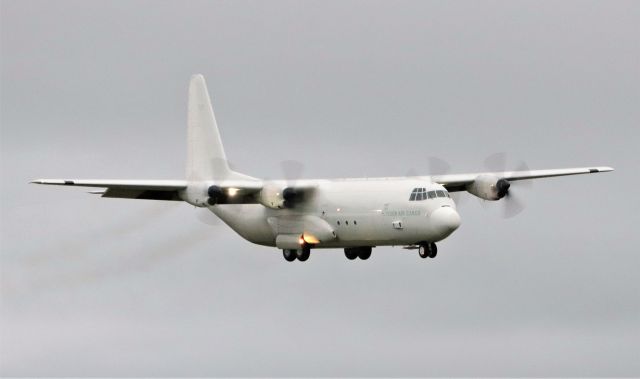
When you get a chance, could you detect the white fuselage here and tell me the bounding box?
[211,178,461,249]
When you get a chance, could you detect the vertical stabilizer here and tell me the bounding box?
[186,74,232,181]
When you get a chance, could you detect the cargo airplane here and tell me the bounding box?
[32,75,613,262]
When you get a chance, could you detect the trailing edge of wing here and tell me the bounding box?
[433,166,614,191]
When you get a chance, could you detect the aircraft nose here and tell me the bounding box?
[431,206,461,235]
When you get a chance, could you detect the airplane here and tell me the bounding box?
[32,74,614,262]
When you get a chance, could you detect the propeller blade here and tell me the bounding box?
[197,208,222,226]
[428,156,451,175]
[510,160,533,189]
[281,160,304,183]
[484,152,507,173]
[449,192,467,207]
[405,168,419,177]
[502,192,526,218]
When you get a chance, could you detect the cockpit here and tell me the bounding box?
[409,187,450,201]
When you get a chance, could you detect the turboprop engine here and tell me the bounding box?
[260,183,304,209]
[259,184,286,209]
[466,174,511,201]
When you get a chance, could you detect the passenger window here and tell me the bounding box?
[337,221,340,225]
[428,191,436,199]
[346,221,349,225]
[354,220,357,225]
[436,190,445,198]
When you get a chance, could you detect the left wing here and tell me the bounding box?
[432,166,614,192]
[29,178,311,206]
[30,179,190,201]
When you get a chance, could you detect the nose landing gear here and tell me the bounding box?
[418,242,437,259]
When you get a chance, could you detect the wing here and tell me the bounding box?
[432,166,614,192]
[31,179,189,201]
[30,178,267,203]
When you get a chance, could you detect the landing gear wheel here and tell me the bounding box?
[297,247,310,261]
[358,247,372,260]
[428,242,437,258]
[418,244,429,258]
[283,249,297,262]
[344,248,358,260]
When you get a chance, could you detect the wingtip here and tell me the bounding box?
[30,179,42,184]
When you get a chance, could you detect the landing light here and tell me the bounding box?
[227,188,239,197]
[303,233,320,244]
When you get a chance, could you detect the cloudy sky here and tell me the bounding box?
[1,0,639,376]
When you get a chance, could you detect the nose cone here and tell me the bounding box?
[431,206,461,238]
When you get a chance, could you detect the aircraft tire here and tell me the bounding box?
[297,247,310,262]
[358,247,372,260]
[344,248,358,260]
[283,249,297,262]
[418,244,429,258]
[428,242,438,258]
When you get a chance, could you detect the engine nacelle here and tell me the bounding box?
[179,182,209,207]
[259,184,286,209]
[466,174,511,201]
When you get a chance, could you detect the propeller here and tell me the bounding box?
[483,153,532,218]
[428,156,452,176]
[280,159,305,208]
[197,157,236,225]
[196,159,308,226]
[197,207,222,226]
[405,156,452,176]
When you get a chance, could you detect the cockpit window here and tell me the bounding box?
[410,187,424,201]
[410,188,450,201]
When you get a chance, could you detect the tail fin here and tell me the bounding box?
[186,74,236,181]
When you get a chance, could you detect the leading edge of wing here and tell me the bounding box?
[30,179,189,190]
[433,166,614,191]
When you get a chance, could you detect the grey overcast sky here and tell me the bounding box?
[1,0,639,376]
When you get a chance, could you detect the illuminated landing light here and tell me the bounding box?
[302,233,320,244]
[227,188,239,197]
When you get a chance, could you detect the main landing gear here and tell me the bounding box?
[344,247,372,260]
[418,242,437,259]
[283,246,311,262]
